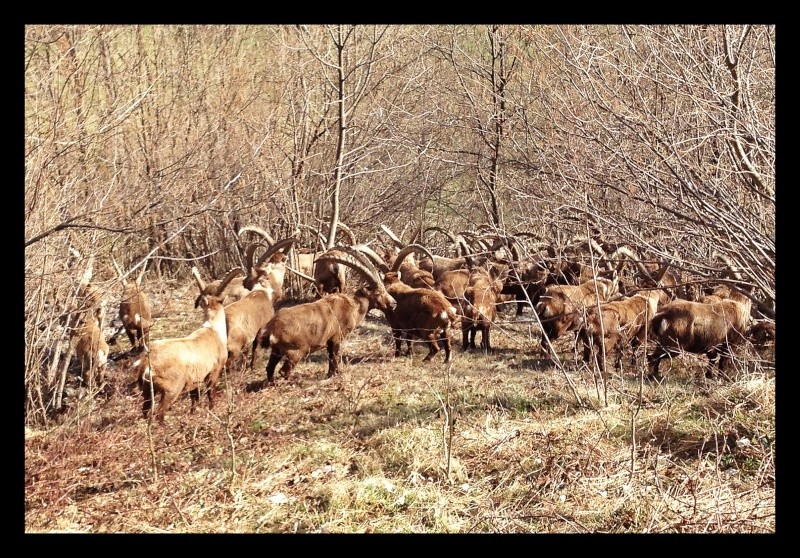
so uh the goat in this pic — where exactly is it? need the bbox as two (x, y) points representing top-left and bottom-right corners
(534, 276), (619, 358)
(351, 245), (457, 362)
(256, 248), (396, 386)
(578, 287), (671, 375)
(111, 256), (152, 353)
(435, 268), (471, 318)
(577, 258), (673, 374)
(134, 291), (228, 424)
(191, 242), (287, 377)
(747, 319), (775, 349)
(461, 260), (506, 352)
(646, 289), (752, 381)
(240, 238), (297, 302)
(74, 303), (109, 391)
(500, 256), (549, 316)
(646, 253), (753, 381)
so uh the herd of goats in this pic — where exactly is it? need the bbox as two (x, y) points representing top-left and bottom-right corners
(64, 223), (776, 424)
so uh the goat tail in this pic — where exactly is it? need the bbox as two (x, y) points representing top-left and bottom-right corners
(132, 352), (152, 386)
(651, 312), (669, 336)
(445, 306), (459, 327)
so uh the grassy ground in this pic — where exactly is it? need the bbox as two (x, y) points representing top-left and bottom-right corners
(24, 283), (775, 533)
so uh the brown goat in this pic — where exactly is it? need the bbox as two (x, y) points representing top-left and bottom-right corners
(257, 249), (397, 385)
(370, 249), (457, 361)
(74, 304), (109, 391)
(500, 256), (549, 316)
(435, 268), (471, 318)
(534, 276), (619, 358)
(647, 252), (755, 381)
(577, 257), (673, 373)
(349, 244), (456, 361)
(111, 257), (152, 353)
(646, 289), (752, 381)
(747, 319), (775, 349)
(384, 281), (458, 362)
(134, 293), (228, 424)
(461, 263), (506, 352)
(578, 288), (671, 375)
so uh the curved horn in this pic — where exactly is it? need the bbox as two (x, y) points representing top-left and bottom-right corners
(79, 256), (94, 290)
(254, 238), (297, 268)
(390, 244), (436, 273)
(380, 224), (405, 249)
(352, 244), (391, 274)
(332, 245), (384, 278)
(238, 225), (275, 246)
(336, 222), (358, 245)
(299, 224), (326, 251)
(191, 266), (207, 293)
(111, 255), (128, 287)
(459, 231), (490, 252)
(425, 226), (458, 246)
(609, 245), (638, 275)
(317, 247), (382, 288)
(587, 237), (607, 258)
(712, 250), (744, 281)
(215, 267), (246, 296)
(134, 259), (148, 286)
(244, 242), (266, 274)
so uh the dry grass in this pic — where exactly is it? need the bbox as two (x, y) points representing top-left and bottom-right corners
(24, 286), (775, 533)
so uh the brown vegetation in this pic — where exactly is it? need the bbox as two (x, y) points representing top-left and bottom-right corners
(24, 25), (774, 533)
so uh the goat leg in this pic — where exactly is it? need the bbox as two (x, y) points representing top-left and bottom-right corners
(482, 327), (491, 353)
(265, 352), (283, 384)
(423, 331), (439, 361)
(326, 340), (341, 377)
(189, 387), (200, 413)
(393, 329), (403, 357)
